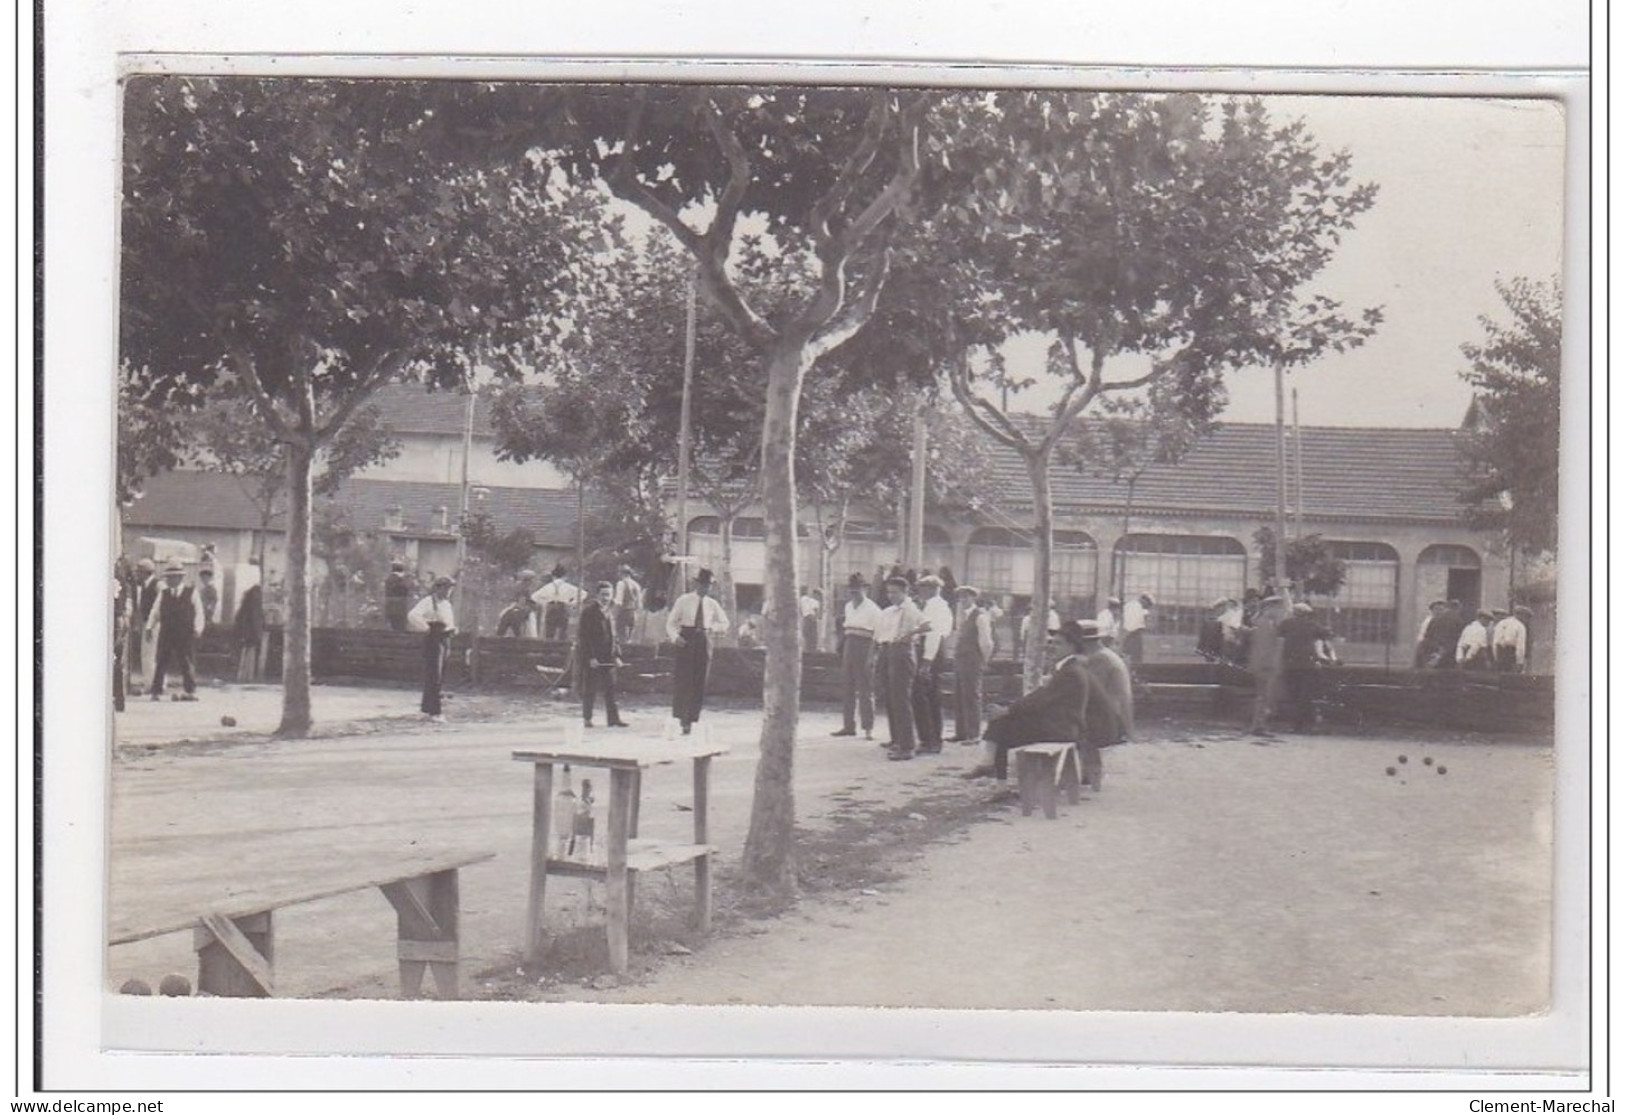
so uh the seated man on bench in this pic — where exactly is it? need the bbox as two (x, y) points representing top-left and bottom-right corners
(965, 619), (1131, 782)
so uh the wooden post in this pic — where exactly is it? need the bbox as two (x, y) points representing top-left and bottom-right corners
(525, 763), (555, 963)
(625, 767), (642, 922)
(195, 911), (274, 997)
(384, 868), (462, 1000)
(693, 754), (712, 935)
(606, 768), (634, 976)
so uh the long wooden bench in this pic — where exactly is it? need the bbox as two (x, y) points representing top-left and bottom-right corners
(108, 847), (495, 1000)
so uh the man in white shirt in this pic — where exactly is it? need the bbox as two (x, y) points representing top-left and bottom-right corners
(613, 565), (643, 644)
(408, 575), (457, 720)
(832, 573), (882, 740)
(1456, 609), (1493, 670)
(874, 574), (926, 760)
(1491, 607), (1528, 673)
(532, 564), (582, 641)
(799, 587), (823, 650)
(665, 568), (730, 735)
(146, 562), (207, 701)
(1121, 592), (1153, 670)
(1095, 596), (1122, 647)
(910, 575), (955, 753)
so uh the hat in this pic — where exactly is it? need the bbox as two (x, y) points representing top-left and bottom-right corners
(162, 561), (185, 576)
(1259, 593), (1284, 607)
(390, 560), (406, 572)
(433, 575), (455, 589)
(551, 563), (567, 579)
(846, 572), (868, 589)
(1476, 609), (1493, 620)
(517, 568), (536, 580)
(198, 566), (214, 576)
(916, 574), (942, 589)
(883, 574), (909, 589)
(695, 568), (715, 585)
(596, 581), (613, 592)
(956, 585), (980, 597)
(1514, 605), (1533, 617)
(1292, 602), (1313, 615)
(1140, 593), (1155, 605)
(1059, 619), (1104, 645)
(136, 558), (155, 574)
(1107, 596), (1122, 607)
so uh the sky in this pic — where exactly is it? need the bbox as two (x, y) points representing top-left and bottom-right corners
(999, 94), (1570, 429)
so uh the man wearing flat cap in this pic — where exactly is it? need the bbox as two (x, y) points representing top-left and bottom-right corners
(950, 585), (994, 744)
(832, 573), (882, 740)
(666, 568), (730, 735)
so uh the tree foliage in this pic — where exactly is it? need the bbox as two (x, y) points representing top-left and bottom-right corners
(1252, 527), (1346, 597)
(1456, 276), (1562, 555)
(119, 75), (609, 734)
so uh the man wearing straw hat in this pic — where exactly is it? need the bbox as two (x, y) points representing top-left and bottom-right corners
(408, 575), (457, 721)
(146, 561), (205, 701)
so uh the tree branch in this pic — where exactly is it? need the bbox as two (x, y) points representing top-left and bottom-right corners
(806, 248), (893, 362)
(227, 345), (291, 441)
(314, 349), (404, 442)
(948, 350), (1031, 450)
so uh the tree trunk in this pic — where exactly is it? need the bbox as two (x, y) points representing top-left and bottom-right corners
(740, 343), (807, 901)
(277, 437), (316, 737)
(1023, 449), (1055, 692)
(719, 513), (739, 647)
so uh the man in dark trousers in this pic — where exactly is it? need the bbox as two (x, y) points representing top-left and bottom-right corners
(146, 562), (205, 701)
(577, 581), (629, 728)
(383, 560), (414, 632)
(234, 577), (266, 682)
(665, 567), (729, 735)
(831, 573), (881, 740)
(910, 574), (954, 754)
(407, 575), (456, 720)
(950, 584), (994, 744)
(1277, 602), (1335, 732)
(874, 574), (925, 761)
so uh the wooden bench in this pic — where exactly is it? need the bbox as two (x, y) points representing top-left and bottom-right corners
(1010, 743), (1084, 819)
(108, 847), (495, 999)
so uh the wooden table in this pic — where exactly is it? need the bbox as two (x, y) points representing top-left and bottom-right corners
(512, 738), (728, 975)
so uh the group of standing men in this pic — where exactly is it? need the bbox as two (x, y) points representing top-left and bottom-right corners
(832, 572), (1007, 763)
(114, 555), (267, 709)
(1414, 599), (1532, 673)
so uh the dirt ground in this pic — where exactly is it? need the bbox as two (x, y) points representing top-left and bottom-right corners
(106, 679), (1553, 1017)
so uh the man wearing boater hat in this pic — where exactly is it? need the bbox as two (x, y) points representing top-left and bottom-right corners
(666, 568), (730, 735)
(832, 572), (882, 740)
(146, 561), (205, 701)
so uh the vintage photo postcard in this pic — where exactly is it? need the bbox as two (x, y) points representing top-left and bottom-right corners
(36, 0), (1594, 1095)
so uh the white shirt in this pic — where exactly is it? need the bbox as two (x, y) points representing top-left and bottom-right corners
(800, 594), (821, 619)
(407, 594), (456, 633)
(842, 596), (883, 636)
(1095, 608), (1120, 640)
(666, 592), (729, 639)
(1123, 599), (1149, 634)
(874, 598), (924, 645)
(1491, 616), (1527, 664)
(532, 579), (582, 608)
(1020, 608), (1061, 644)
(614, 576), (642, 610)
(917, 594), (954, 660)
(1217, 603), (1244, 632)
(1456, 620), (1489, 662)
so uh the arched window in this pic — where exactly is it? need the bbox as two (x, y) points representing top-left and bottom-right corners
(1112, 533), (1247, 635)
(687, 516), (721, 537)
(962, 526), (1097, 612)
(1324, 540), (1400, 644)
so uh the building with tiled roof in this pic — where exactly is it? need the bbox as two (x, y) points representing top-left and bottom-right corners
(677, 419), (1507, 667)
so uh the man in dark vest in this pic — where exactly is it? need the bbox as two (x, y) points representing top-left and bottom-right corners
(665, 567), (729, 735)
(146, 562), (204, 700)
(383, 560), (414, 632)
(950, 585), (994, 744)
(577, 581), (629, 728)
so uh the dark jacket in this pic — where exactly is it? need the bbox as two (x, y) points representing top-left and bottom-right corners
(984, 656), (1101, 749)
(234, 584), (265, 644)
(577, 598), (618, 667)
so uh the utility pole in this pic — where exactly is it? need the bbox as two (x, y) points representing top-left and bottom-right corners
(676, 262), (698, 576)
(1292, 386), (1304, 539)
(455, 382), (476, 622)
(1273, 359), (1288, 594)
(908, 399), (927, 569)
